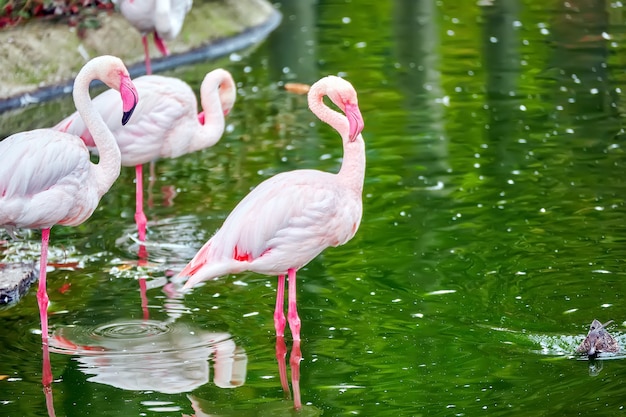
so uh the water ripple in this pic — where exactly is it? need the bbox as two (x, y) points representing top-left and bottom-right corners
(49, 320), (247, 393)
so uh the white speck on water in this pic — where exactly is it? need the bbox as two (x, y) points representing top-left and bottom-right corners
(426, 289), (457, 296)
(601, 303), (612, 308)
(243, 311), (259, 317)
(342, 16), (351, 24)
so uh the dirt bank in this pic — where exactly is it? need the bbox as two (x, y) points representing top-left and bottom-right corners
(0, 0), (280, 105)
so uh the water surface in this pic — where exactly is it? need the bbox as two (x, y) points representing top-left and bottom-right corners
(2, 0), (626, 415)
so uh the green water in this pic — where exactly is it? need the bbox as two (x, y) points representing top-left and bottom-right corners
(2, 0), (626, 415)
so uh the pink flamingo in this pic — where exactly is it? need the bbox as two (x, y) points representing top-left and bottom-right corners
(55, 70), (236, 246)
(174, 75), (365, 346)
(115, 0), (193, 75)
(0, 55), (139, 349)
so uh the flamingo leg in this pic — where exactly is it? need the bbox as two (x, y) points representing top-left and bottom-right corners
(290, 339), (303, 409)
(139, 277), (149, 320)
(153, 31), (170, 57)
(141, 34), (152, 75)
(147, 160), (157, 209)
(287, 268), (301, 341)
(275, 336), (291, 398)
(42, 343), (56, 416)
(274, 274), (286, 337)
(135, 164), (147, 241)
(37, 228), (50, 343)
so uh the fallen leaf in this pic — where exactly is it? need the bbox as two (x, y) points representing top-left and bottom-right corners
(284, 82), (310, 95)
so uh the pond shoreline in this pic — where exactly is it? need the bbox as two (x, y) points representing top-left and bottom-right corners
(0, 0), (281, 113)
(0, 1), (282, 303)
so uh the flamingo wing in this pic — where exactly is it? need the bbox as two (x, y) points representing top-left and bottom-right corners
(55, 76), (197, 166)
(0, 130), (89, 198)
(0, 130), (98, 229)
(185, 169), (363, 279)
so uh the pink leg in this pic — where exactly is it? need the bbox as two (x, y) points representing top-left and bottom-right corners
(275, 336), (291, 398)
(142, 35), (152, 75)
(274, 274), (286, 337)
(147, 161), (156, 209)
(135, 163), (149, 246)
(42, 343), (56, 416)
(153, 31), (170, 56)
(287, 268), (301, 341)
(290, 340), (302, 409)
(139, 277), (149, 320)
(135, 165), (148, 259)
(37, 228), (50, 343)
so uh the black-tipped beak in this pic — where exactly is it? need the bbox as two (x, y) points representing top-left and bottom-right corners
(120, 77), (139, 125)
(122, 107), (135, 125)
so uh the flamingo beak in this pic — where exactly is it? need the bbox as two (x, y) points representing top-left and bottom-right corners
(345, 102), (364, 141)
(120, 75), (139, 125)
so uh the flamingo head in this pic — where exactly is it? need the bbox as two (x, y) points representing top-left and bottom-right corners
(217, 70), (237, 116)
(199, 69), (237, 121)
(320, 76), (364, 142)
(96, 56), (139, 125)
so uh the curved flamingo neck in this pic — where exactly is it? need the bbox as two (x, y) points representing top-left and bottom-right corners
(72, 59), (122, 197)
(308, 80), (365, 190)
(189, 73), (229, 152)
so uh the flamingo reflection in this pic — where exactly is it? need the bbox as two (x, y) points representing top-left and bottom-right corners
(48, 320), (247, 393)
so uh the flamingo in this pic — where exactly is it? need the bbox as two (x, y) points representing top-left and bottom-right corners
(115, 0), (193, 75)
(55, 69), (237, 246)
(0, 55), (139, 347)
(173, 75), (365, 346)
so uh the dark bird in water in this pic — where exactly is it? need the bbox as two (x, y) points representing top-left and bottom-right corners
(576, 319), (620, 358)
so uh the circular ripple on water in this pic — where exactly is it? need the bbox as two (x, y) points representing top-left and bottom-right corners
(92, 320), (171, 340)
(49, 319), (232, 357)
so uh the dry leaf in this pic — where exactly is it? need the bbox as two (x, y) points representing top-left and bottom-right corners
(284, 83), (310, 95)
